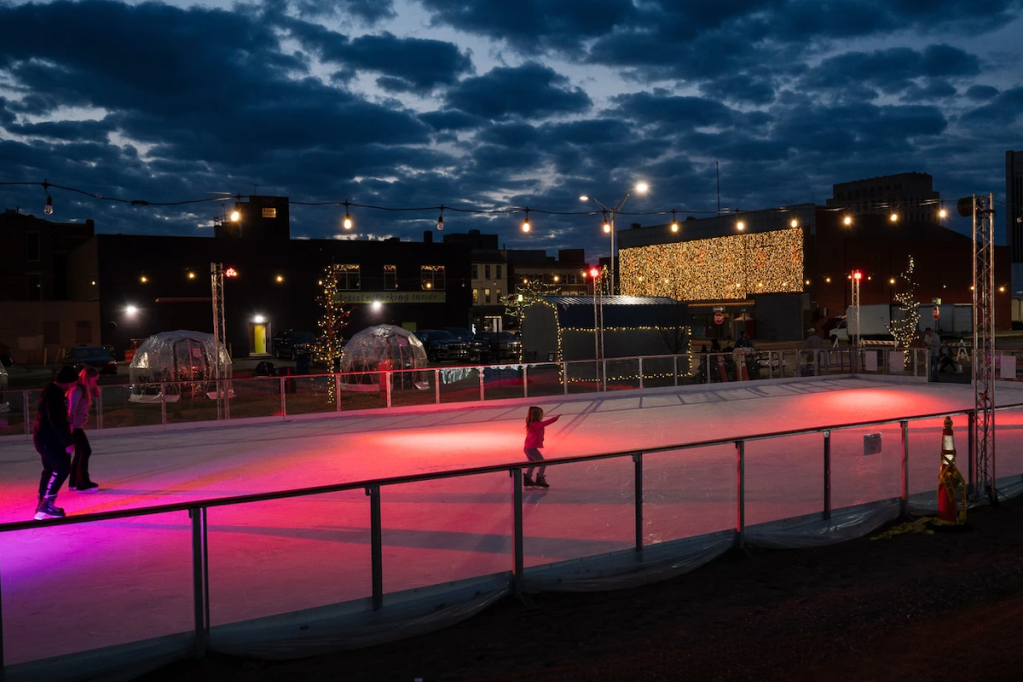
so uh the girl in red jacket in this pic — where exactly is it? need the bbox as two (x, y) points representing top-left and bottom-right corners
(524, 406), (560, 488)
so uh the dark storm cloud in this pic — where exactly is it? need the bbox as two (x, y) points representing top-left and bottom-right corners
(419, 110), (484, 132)
(700, 74), (777, 106)
(6, 118), (117, 143)
(285, 23), (474, 93)
(965, 84), (999, 101)
(610, 92), (740, 130)
(445, 63), (591, 120)
(799, 45), (980, 98)
(960, 87), (1023, 127)
(289, 0), (396, 23)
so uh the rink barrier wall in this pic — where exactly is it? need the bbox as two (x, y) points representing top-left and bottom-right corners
(0, 347), (937, 443)
(1, 397), (1019, 681)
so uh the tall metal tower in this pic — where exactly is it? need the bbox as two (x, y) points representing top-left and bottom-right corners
(211, 262), (229, 420)
(968, 194), (996, 502)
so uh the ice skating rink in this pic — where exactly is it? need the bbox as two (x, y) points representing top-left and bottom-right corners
(3, 376), (1023, 665)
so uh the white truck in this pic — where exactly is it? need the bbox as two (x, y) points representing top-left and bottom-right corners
(829, 305), (892, 344)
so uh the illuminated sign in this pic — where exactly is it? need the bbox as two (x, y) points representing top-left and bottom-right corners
(336, 291), (446, 304)
(261, 208), (277, 218)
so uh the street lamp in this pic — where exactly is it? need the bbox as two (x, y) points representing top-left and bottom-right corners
(580, 182), (649, 293)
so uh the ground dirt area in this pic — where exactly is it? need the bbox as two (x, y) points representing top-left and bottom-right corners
(141, 496), (1023, 682)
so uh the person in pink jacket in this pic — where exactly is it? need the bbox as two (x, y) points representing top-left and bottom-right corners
(523, 406), (560, 489)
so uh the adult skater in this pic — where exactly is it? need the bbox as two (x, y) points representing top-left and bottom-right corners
(33, 366), (79, 519)
(523, 406), (560, 489)
(68, 366), (101, 492)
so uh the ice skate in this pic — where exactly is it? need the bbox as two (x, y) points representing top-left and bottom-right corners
(34, 496), (66, 520)
(75, 481), (99, 493)
(534, 476), (549, 489)
(523, 474), (536, 488)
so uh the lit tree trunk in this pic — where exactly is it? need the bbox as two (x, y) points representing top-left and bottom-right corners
(886, 256), (920, 366)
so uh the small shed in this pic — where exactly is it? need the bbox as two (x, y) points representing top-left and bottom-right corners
(521, 296), (690, 363)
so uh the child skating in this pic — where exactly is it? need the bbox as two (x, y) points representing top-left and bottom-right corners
(523, 406), (560, 489)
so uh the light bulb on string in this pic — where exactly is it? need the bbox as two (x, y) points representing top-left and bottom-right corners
(737, 220), (745, 231)
(790, 218), (798, 228)
(670, 209), (679, 233)
(343, 201), (353, 230)
(843, 215), (852, 226)
(939, 207), (947, 219)
(602, 210), (611, 234)
(44, 195), (54, 216)
(521, 208), (531, 233)
(437, 206), (444, 231)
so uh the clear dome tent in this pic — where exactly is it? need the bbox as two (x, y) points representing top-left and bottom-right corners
(339, 325), (430, 391)
(129, 330), (232, 402)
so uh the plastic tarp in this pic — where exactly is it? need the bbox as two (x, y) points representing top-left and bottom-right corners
(744, 499), (901, 549)
(128, 331), (231, 402)
(339, 325), (429, 391)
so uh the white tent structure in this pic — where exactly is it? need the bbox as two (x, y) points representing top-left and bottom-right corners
(129, 330), (232, 402)
(339, 325), (430, 391)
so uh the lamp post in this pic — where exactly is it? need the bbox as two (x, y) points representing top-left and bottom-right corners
(580, 182), (648, 294)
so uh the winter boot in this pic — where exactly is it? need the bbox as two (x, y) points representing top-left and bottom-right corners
(34, 496), (66, 520)
(75, 481), (99, 493)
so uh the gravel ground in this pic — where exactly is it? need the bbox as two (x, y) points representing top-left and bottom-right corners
(140, 495), (1023, 682)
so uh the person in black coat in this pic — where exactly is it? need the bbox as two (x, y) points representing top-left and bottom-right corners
(33, 366), (79, 520)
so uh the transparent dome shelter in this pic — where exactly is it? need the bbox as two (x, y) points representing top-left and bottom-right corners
(339, 325), (429, 391)
(129, 330), (232, 402)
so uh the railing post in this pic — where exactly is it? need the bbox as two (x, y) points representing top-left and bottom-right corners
(434, 369), (441, 404)
(367, 486), (383, 609)
(386, 371), (393, 408)
(511, 469), (524, 596)
(602, 359), (607, 392)
(523, 364), (529, 399)
(335, 373), (342, 412)
(900, 420), (910, 517)
(278, 376), (286, 417)
(735, 440), (745, 549)
(478, 368), (484, 402)
(633, 452), (643, 552)
(563, 362), (568, 395)
(823, 430), (831, 520)
(23, 390), (30, 436)
(161, 383), (168, 426)
(706, 355), (711, 384)
(673, 355), (679, 386)
(638, 357), (644, 389)
(189, 506), (208, 659)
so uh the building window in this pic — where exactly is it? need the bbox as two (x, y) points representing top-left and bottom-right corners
(75, 320), (92, 344)
(27, 232), (40, 262)
(473, 288), (479, 304)
(43, 320), (60, 345)
(484, 288), (491, 303)
(421, 265), (445, 290)
(384, 265), (397, 290)
(338, 264), (360, 290)
(567, 273), (577, 285)
(472, 264), (478, 279)
(496, 288), (502, 301)
(28, 273), (41, 301)
(496, 265), (502, 279)
(485, 264), (491, 279)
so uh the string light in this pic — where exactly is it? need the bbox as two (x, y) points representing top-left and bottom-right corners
(343, 201), (353, 230)
(317, 263), (352, 403)
(619, 226), (803, 301)
(437, 206), (444, 231)
(230, 201), (241, 222)
(44, 194), (54, 216)
(737, 220), (745, 231)
(188, 271), (196, 279)
(140, 275), (148, 283)
(602, 210), (611, 234)
(790, 218), (798, 228)
(276, 275), (284, 283)
(670, 209), (679, 233)
(939, 208), (948, 219)
(843, 215), (852, 226)
(522, 208), (531, 233)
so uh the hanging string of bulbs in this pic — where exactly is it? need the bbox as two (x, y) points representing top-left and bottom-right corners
(0, 178), (990, 236)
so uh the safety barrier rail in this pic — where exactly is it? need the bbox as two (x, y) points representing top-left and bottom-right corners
(0, 348), (934, 439)
(2, 397), (1018, 674)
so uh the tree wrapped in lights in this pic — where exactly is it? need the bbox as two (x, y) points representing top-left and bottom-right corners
(886, 256), (920, 365)
(501, 278), (561, 331)
(317, 263), (353, 403)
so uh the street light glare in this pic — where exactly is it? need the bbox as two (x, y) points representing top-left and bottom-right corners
(737, 221), (745, 231)
(843, 215), (852, 226)
(125, 305), (138, 316)
(635, 182), (649, 194)
(230, 210), (240, 222)
(579, 195), (589, 202)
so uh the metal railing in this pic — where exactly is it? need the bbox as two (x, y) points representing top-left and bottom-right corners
(0, 348), (938, 440)
(2, 399), (1018, 673)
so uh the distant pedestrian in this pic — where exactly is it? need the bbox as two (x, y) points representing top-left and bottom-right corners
(33, 366), (79, 519)
(710, 339), (721, 353)
(68, 366), (101, 493)
(803, 328), (823, 376)
(924, 328), (941, 382)
(735, 332), (753, 349)
(523, 406), (560, 489)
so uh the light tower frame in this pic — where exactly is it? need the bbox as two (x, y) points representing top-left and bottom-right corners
(211, 262), (229, 420)
(970, 194), (996, 502)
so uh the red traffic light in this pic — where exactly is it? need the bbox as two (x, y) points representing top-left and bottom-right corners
(852, 271), (862, 281)
(589, 267), (600, 278)
(225, 267), (239, 278)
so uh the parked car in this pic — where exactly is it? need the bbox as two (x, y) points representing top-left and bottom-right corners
(254, 361), (278, 377)
(444, 327), (475, 344)
(471, 331), (522, 362)
(414, 329), (470, 362)
(62, 346), (118, 375)
(273, 329), (317, 359)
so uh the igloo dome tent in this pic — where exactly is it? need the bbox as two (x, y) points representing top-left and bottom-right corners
(339, 325), (429, 391)
(129, 330), (232, 402)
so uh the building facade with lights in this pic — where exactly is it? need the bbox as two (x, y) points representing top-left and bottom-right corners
(66, 232), (473, 358)
(1007, 150), (1023, 327)
(618, 201), (1011, 342)
(825, 172), (941, 224)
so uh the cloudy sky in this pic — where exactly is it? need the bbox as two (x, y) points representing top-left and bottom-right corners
(1, 0), (1021, 257)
